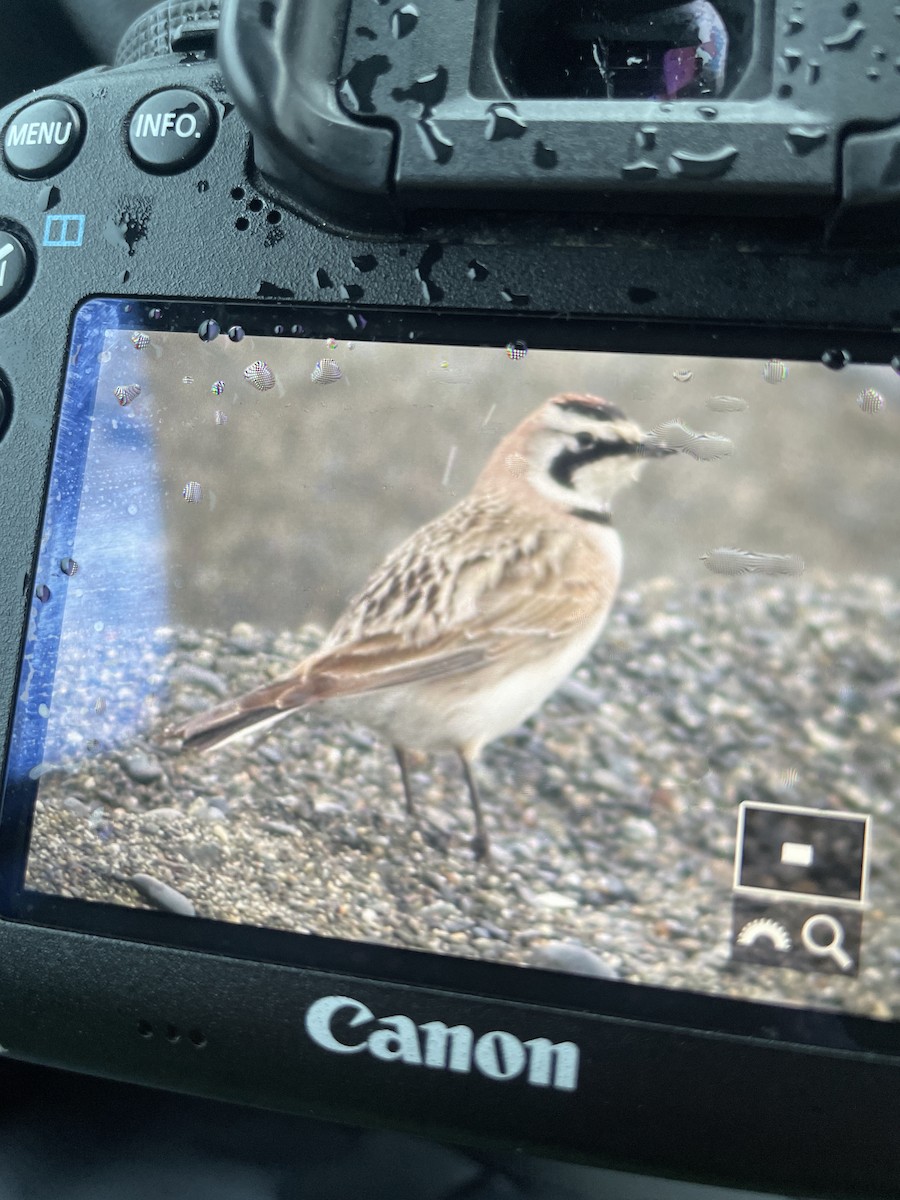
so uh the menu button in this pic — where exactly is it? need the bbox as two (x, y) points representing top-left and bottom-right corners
(3, 99), (84, 179)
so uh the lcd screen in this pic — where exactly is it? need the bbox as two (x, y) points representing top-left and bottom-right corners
(3, 299), (898, 1037)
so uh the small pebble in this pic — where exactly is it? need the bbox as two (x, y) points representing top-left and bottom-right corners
(122, 754), (164, 785)
(130, 874), (196, 917)
(530, 942), (620, 980)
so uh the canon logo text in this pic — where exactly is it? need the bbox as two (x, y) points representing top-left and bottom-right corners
(304, 994), (580, 1092)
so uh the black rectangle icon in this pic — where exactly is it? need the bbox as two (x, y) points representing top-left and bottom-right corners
(734, 802), (870, 905)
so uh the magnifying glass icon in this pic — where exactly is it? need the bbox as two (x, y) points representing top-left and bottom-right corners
(801, 914), (853, 971)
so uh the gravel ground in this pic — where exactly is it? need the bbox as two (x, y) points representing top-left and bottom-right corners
(25, 573), (900, 1021)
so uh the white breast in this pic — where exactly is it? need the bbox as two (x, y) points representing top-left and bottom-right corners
(336, 523), (622, 757)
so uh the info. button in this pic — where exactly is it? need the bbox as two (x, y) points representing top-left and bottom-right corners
(3, 98), (84, 179)
(128, 89), (216, 174)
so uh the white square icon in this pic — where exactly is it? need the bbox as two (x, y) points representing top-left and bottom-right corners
(780, 841), (814, 867)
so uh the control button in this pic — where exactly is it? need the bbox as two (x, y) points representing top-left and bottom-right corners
(0, 231), (30, 311)
(731, 897), (862, 977)
(734, 801), (869, 904)
(3, 99), (84, 179)
(127, 89), (216, 174)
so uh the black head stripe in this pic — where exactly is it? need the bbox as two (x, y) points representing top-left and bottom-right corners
(555, 398), (625, 422)
(549, 440), (637, 489)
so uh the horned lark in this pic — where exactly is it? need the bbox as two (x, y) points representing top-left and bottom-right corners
(169, 393), (674, 861)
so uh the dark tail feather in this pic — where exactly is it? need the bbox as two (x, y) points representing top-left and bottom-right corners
(166, 674), (316, 754)
(172, 706), (285, 753)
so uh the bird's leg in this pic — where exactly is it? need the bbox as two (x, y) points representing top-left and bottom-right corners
(458, 752), (491, 864)
(394, 745), (417, 818)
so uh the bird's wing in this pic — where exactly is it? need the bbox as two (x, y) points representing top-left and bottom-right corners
(170, 498), (616, 746)
(303, 496), (617, 699)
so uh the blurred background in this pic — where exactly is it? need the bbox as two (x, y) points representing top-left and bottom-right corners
(93, 330), (900, 633)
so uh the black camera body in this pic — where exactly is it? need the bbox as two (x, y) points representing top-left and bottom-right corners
(1, 2), (900, 1195)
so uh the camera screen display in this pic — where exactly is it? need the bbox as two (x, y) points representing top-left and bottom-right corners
(3, 298), (898, 1033)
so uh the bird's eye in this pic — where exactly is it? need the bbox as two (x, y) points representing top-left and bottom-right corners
(575, 432), (594, 447)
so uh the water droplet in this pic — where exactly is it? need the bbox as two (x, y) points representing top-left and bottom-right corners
(785, 126), (828, 155)
(315, 267), (334, 289)
(356, 25), (377, 40)
(215, 410), (228, 425)
(466, 259), (488, 282)
(127, 504), (137, 514)
(822, 20), (866, 50)
(352, 253), (378, 272)
(701, 547), (804, 576)
(273, 323), (285, 335)
(243, 360), (276, 390)
(763, 359), (788, 384)
(198, 319), (220, 342)
(311, 358), (343, 384)
(210, 380), (226, 395)
(806, 61), (821, 84)
(534, 141), (558, 169)
(485, 102), (527, 141)
(347, 313), (367, 331)
(93, 697), (107, 714)
(291, 323), (304, 335)
(698, 105), (718, 118)
(785, 15), (804, 34)
(113, 383), (141, 406)
(415, 242), (444, 303)
(668, 146), (739, 179)
(182, 481), (203, 503)
(38, 703), (50, 719)
(821, 348), (850, 369)
(439, 359), (450, 369)
(707, 394), (748, 412)
(416, 117), (454, 164)
(673, 368), (693, 382)
(621, 160), (659, 181)
(340, 283), (364, 302)
(505, 340), (527, 360)
(782, 49), (802, 72)
(891, 354), (900, 374)
(130, 331), (149, 350)
(647, 420), (732, 461)
(500, 287), (530, 305)
(628, 287), (657, 304)
(35, 584), (51, 603)
(391, 66), (448, 112)
(98, 350), (112, 364)
(636, 126), (657, 150)
(339, 55), (391, 114)
(60, 558), (78, 577)
(857, 387), (884, 414)
(391, 4), (419, 38)
(148, 307), (163, 320)
(228, 325), (245, 342)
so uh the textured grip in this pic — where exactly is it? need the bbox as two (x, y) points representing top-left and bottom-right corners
(115, 0), (221, 66)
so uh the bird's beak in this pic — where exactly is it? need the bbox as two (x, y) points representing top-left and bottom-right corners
(638, 438), (678, 458)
